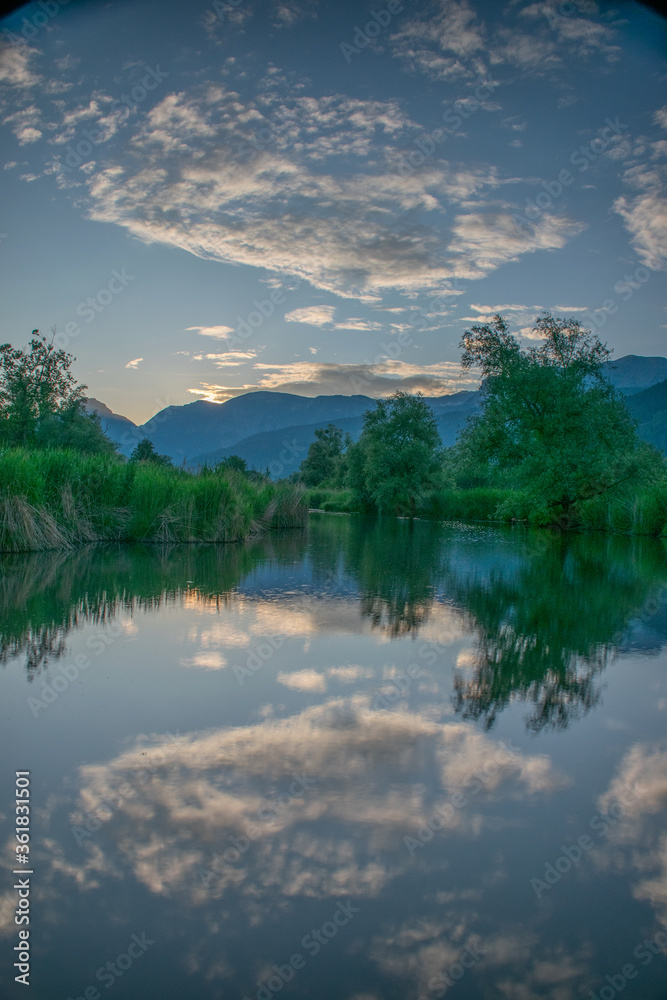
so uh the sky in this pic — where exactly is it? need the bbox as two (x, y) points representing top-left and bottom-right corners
(0, 0), (665, 423)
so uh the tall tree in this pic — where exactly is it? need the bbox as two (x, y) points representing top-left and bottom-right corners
(349, 391), (443, 515)
(299, 424), (350, 487)
(454, 313), (662, 518)
(0, 331), (116, 454)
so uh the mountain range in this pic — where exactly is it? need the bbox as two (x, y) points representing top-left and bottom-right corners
(85, 354), (667, 473)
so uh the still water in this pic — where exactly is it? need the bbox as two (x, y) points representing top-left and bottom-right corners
(1, 514), (666, 1000)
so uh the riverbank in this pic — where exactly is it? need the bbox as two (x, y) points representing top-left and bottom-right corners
(304, 485), (667, 535)
(0, 449), (307, 552)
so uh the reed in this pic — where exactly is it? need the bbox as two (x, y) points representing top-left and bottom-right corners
(0, 449), (307, 552)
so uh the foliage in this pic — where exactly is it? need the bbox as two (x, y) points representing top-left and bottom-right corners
(304, 487), (355, 512)
(0, 448), (307, 551)
(213, 454), (248, 474)
(129, 437), (173, 466)
(347, 391), (444, 515)
(298, 424), (351, 487)
(0, 331), (116, 454)
(449, 313), (664, 520)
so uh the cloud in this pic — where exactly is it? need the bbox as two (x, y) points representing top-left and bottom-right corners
(448, 211), (585, 279)
(188, 359), (478, 402)
(59, 83), (582, 305)
(613, 139), (667, 270)
(390, 0), (486, 81)
(0, 42), (41, 89)
(3, 104), (42, 144)
(199, 351), (258, 368)
(277, 669), (327, 692)
(125, 357), (143, 369)
(186, 324), (236, 339)
(333, 318), (383, 332)
(284, 305), (335, 326)
(655, 105), (667, 130)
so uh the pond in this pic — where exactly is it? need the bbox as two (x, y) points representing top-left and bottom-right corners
(1, 513), (667, 999)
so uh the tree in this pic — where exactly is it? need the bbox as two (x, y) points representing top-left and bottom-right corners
(214, 455), (248, 474)
(348, 391), (443, 515)
(453, 313), (662, 519)
(0, 330), (116, 454)
(129, 438), (173, 466)
(299, 424), (350, 487)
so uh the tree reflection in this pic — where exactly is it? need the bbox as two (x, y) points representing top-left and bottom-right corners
(0, 535), (301, 677)
(449, 530), (667, 732)
(343, 516), (445, 637)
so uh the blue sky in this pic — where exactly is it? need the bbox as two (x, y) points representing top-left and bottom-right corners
(0, 0), (665, 422)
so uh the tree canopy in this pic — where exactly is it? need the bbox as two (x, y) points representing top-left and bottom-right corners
(0, 332), (116, 454)
(450, 313), (662, 518)
(129, 438), (173, 466)
(299, 424), (350, 487)
(348, 391), (443, 515)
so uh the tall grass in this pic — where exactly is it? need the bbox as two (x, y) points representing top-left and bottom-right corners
(0, 449), (307, 552)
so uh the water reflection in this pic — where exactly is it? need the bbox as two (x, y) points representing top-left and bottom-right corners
(447, 531), (667, 732)
(3, 519), (667, 734)
(2, 517), (667, 997)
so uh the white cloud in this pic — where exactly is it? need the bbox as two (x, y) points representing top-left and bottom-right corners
(63, 83), (580, 305)
(277, 669), (327, 692)
(125, 357), (143, 369)
(284, 305), (335, 326)
(200, 351), (257, 368)
(0, 43), (40, 89)
(186, 324), (235, 339)
(333, 317), (383, 332)
(187, 359), (477, 402)
(3, 104), (42, 144)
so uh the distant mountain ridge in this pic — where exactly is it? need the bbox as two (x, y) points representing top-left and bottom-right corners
(85, 354), (667, 472)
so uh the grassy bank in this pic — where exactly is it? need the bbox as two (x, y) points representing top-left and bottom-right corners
(0, 449), (307, 552)
(303, 484), (667, 535)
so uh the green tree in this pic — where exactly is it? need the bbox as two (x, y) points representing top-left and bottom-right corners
(0, 331), (116, 454)
(214, 455), (248, 474)
(299, 424), (350, 487)
(129, 438), (173, 466)
(453, 313), (662, 520)
(348, 391), (443, 515)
